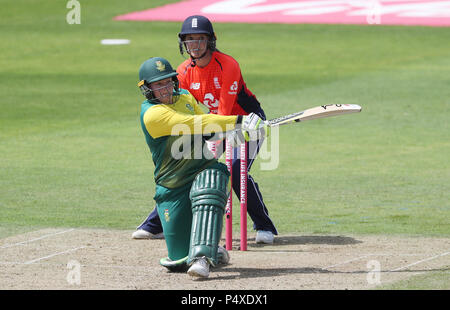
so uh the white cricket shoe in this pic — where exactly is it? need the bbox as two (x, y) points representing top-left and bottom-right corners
(187, 257), (210, 278)
(255, 230), (274, 244)
(131, 229), (164, 240)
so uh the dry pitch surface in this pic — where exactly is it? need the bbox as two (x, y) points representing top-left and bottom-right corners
(1, 228), (449, 290)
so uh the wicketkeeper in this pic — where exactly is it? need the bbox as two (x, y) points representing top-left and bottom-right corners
(136, 57), (267, 278)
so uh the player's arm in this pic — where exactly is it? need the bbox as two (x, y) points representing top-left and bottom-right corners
(218, 59), (242, 116)
(143, 104), (238, 139)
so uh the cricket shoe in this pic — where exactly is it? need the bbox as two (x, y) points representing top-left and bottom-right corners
(187, 257), (210, 278)
(131, 229), (164, 240)
(217, 246), (230, 265)
(255, 230), (274, 244)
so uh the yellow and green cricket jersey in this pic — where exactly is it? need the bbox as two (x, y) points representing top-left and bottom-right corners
(140, 89), (238, 189)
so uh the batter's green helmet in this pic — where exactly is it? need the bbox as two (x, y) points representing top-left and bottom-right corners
(137, 57), (180, 102)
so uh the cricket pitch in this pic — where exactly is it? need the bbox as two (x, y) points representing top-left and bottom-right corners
(1, 229), (449, 290)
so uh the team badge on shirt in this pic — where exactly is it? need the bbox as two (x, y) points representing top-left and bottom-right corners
(185, 103), (194, 112)
(214, 77), (221, 89)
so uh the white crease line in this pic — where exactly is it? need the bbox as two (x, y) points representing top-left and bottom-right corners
(0, 228), (76, 249)
(0, 260), (158, 271)
(322, 252), (449, 270)
(322, 254), (373, 269)
(390, 251), (450, 272)
(262, 252), (430, 256)
(24, 246), (87, 265)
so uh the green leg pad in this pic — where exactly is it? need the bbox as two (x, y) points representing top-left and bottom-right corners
(188, 167), (229, 266)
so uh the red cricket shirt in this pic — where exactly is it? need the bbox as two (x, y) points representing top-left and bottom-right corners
(177, 51), (264, 118)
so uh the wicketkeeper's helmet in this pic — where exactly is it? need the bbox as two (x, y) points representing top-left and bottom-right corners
(178, 15), (217, 57)
(137, 57), (180, 103)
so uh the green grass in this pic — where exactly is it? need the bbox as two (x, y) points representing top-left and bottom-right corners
(377, 268), (450, 289)
(1, 0), (449, 242)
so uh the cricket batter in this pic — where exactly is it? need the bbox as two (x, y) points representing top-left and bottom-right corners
(136, 57), (266, 277)
(133, 15), (278, 244)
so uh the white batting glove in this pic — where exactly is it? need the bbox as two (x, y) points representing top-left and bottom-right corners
(242, 113), (264, 131)
(240, 113), (269, 141)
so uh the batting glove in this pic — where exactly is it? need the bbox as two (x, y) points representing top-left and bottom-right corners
(238, 113), (269, 141)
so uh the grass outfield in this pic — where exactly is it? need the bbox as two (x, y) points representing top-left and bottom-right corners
(377, 270), (450, 290)
(1, 0), (449, 245)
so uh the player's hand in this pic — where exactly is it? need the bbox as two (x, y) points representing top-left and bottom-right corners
(242, 113), (264, 131)
(241, 113), (269, 141)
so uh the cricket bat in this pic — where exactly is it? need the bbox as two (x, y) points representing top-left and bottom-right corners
(267, 104), (362, 127)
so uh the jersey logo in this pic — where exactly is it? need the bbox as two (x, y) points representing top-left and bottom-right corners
(203, 93), (219, 113)
(190, 82), (200, 90)
(228, 81), (238, 95)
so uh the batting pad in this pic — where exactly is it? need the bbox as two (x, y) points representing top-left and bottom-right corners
(188, 167), (229, 266)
